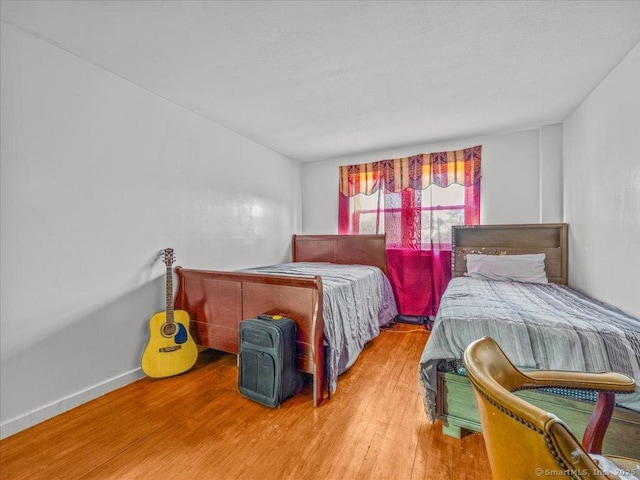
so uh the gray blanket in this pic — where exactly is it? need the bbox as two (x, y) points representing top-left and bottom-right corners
(245, 262), (398, 393)
(419, 277), (640, 420)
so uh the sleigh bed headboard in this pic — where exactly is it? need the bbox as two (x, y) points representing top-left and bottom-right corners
(451, 223), (568, 285)
(292, 234), (387, 275)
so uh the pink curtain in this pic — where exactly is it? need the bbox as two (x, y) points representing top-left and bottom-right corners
(384, 249), (453, 316)
(338, 146), (481, 316)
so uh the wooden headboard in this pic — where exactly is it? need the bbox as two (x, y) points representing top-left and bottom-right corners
(451, 223), (568, 284)
(292, 234), (387, 275)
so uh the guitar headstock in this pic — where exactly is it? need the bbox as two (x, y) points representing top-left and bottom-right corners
(163, 248), (175, 267)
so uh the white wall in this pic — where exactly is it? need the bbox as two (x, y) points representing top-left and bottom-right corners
(0, 24), (301, 438)
(301, 127), (563, 233)
(564, 42), (640, 318)
(540, 124), (564, 223)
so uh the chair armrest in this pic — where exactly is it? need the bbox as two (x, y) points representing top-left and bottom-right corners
(520, 370), (635, 455)
(522, 370), (636, 394)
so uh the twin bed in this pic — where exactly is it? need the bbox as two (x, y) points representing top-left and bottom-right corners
(174, 234), (396, 407)
(419, 223), (640, 458)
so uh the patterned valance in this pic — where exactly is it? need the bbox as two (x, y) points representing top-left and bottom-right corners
(339, 145), (481, 197)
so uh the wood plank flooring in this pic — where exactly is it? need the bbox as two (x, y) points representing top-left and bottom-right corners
(0, 323), (491, 480)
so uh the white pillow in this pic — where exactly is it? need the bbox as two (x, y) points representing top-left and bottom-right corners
(465, 254), (548, 284)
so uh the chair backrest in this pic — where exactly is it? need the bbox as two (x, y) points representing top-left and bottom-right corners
(463, 336), (606, 480)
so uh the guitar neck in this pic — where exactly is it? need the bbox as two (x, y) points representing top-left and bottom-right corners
(165, 265), (174, 324)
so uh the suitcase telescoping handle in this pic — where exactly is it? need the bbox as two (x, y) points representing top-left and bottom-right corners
(258, 314), (288, 321)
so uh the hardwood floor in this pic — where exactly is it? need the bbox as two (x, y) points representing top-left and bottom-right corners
(0, 323), (491, 480)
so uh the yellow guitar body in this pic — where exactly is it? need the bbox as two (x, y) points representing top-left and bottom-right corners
(141, 310), (198, 378)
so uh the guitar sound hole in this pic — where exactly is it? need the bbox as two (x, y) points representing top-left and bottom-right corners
(162, 323), (177, 337)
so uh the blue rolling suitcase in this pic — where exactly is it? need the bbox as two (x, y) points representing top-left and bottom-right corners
(238, 314), (299, 407)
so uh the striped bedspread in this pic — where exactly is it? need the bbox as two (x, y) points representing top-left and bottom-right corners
(419, 277), (640, 420)
(245, 262), (398, 393)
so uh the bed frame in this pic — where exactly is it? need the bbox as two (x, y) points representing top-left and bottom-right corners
(435, 223), (640, 458)
(173, 234), (387, 407)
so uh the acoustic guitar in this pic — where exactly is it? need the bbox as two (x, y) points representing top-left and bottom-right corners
(141, 248), (198, 378)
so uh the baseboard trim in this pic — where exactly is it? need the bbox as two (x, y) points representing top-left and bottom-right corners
(0, 367), (145, 440)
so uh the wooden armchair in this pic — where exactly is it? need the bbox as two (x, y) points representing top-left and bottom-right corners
(463, 336), (639, 479)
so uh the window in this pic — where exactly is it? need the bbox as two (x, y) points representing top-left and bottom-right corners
(348, 184), (466, 248)
(338, 146), (481, 317)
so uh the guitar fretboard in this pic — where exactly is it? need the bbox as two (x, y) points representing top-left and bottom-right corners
(165, 264), (174, 324)
(162, 248), (176, 325)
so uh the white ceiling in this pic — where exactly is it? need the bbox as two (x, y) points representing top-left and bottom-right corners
(2, 1), (640, 162)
